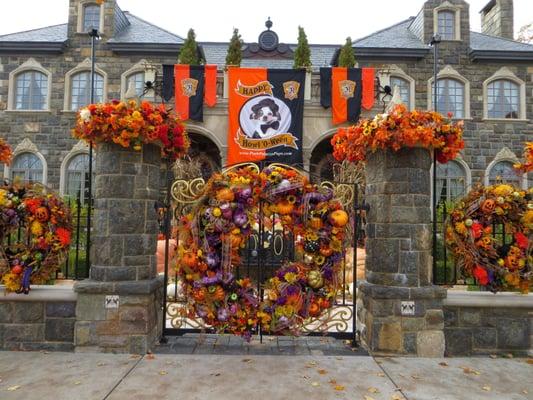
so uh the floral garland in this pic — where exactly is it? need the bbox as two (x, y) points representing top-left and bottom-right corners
(0, 137), (12, 165)
(72, 100), (189, 160)
(0, 181), (72, 293)
(514, 142), (533, 173)
(331, 104), (465, 164)
(445, 184), (532, 292)
(177, 165), (348, 339)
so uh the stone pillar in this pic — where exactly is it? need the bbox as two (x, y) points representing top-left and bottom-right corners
(359, 147), (447, 357)
(74, 143), (163, 353)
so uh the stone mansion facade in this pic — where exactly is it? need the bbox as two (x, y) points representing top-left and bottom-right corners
(0, 0), (531, 202)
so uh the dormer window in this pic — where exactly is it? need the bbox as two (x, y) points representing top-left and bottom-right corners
(433, 2), (461, 41)
(83, 4), (101, 31)
(437, 11), (455, 40)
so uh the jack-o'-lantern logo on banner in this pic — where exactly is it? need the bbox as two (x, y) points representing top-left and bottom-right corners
(339, 80), (356, 99)
(181, 78), (199, 98)
(227, 67), (305, 166)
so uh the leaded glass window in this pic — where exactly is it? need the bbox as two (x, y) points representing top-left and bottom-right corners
(390, 76), (411, 109)
(15, 71), (48, 110)
(438, 10), (455, 40)
(487, 79), (520, 119)
(436, 78), (464, 118)
(11, 153), (43, 183)
(70, 71), (104, 111)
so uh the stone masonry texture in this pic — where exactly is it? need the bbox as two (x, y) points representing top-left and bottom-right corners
(74, 143), (163, 353)
(359, 148), (447, 356)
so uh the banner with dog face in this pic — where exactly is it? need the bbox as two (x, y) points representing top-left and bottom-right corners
(227, 67), (305, 166)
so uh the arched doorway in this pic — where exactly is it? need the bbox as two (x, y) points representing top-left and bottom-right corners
(175, 132), (222, 180)
(310, 136), (336, 181)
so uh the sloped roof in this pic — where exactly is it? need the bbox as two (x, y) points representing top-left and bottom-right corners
(0, 23), (67, 42)
(470, 31), (533, 52)
(202, 43), (337, 70)
(353, 18), (429, 49)
(108, 12), (184, 44)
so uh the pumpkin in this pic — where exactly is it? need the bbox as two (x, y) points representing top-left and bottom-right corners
(229, 233), (242, 248)
(481, 199), (496, 214)
(308, 270), (324, 289)
(35, 206), (50, 222)
(329, 210), (349, 227)
(216, 187), (234, 202)
(193, 287), (206, 302)
(276, 200), (294, 215)
(181, 252), (198, 268)
(505, 254), (521, 271)
(320, 246), (333, 257)
(309, 217), (323, 230)
(308, 302), (320, 317)
(213, 286), (225, 301)
(11, 265), (23, 275)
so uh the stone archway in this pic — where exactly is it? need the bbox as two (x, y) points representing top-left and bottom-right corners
(181, 132), (222, 180)
(309, 136), (336, 181)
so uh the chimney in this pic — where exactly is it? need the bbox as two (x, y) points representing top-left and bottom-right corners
(480, 0), (514, 39)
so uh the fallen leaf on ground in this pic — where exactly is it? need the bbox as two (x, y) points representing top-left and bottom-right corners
(301, 375), (310, 380)
(334, 385), (345, 391)
(311, 381), (320, 387)
(159, 370), (168, 375)
(363, 396), (375, 400)
(241, 358), (252, 363)
(7, 386), (21, 391)
(335, 357), (343, 360)
(411, 375), (421, 380)
(96, 362), (106, 367)
(317, 369), (328, 375)
(146, 354), (155, 360)
(462, 367), (480, 375)
(482, 386), (491, 391)
(376, 372), (386, 377)
(523, 390), (528, 394)
(391, 394), (404, 400)
(438, 362), (448, 367)
(74, 381), (81, 385)
(328, 379), (337, 384)
(368, 387), (380, 394)
(305, 361), (318, 368)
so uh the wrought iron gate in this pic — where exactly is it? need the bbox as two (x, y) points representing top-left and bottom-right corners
(161, 163), (365, 345)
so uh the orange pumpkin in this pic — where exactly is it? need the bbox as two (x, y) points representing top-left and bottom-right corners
(35, 206), (50, 222)
(309, 302), (320, 317)
(181, 252), (198, 268)
(320, 246), (333, 256)
(309, 217), (323, 229)
(193, 287), (206, 302)
(329, 210), (349, 227)
(213, 286), (225, 301)
(481, 199), (496, 214)
(276, 200), (294, 215)
(216, 188), (234, 202)
(230, 234), (242, 248)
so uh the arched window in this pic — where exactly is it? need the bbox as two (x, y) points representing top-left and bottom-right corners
(15, 70), (48, 110)
(488, 161), (521, 186)
(70, 71), (104, 111)
(390, 76), (411, 110)
(436, 78), (464, 118)
(437, 10), (455, 40)
(126, 72), (154, 101)
(65, 153), (95, 203)
(83, 3), (101, 32)
(11, 152), (43, 183)
(436, 160), (466, 203)
(487, 79), (520, 119)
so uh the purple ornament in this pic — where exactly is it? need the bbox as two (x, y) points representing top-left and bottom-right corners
(233, 210), (248, 227)
(217, 308), (229, 322)
(206, 253), (220, 268)
(237, 187), (252, 201)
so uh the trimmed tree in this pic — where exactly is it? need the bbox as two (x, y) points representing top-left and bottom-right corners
(338, 37), (356, 68)
(293, 26), (312, 70)
(225, 28), (243, 67)
(179, 28), (201, 65)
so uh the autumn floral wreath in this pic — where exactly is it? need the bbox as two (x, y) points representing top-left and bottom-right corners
(177, 165), (349, 339)
(72, 100), (189, 160)
(445, 184), (532, 292)
(331, 104), (465, 164)
(0, 181), (72, 293)
(0, 137), (12, 165)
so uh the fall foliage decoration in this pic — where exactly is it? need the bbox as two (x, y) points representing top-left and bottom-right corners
(72, 100), (189, 160)
(331, 104), (465, 164)
(0, 137), (12, 165)
(176, 165), (347, 339)
(445, 184), (532, 292)
(0, 182), (72, 293)
(514, 142), (533, 173)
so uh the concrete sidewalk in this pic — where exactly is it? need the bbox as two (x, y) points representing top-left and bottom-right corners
(0, 351), (531, 400)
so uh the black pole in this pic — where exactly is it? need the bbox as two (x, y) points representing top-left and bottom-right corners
(431, 34), (441, 284)
(85, 29), (98, 274)
(161, 160), (172, 344)
(352, 184), (359, 347)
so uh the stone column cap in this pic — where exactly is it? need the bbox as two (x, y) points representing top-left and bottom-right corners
(74, 276), (164, 295)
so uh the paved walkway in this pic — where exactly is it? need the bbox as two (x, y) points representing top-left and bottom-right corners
(0, 345), (531, 400)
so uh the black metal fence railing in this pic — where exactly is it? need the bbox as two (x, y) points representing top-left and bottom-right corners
(1, 195), (91, 282)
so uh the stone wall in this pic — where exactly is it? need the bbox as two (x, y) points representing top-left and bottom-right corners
(0, 286), (76, 351)
(443, 291), (532, 356)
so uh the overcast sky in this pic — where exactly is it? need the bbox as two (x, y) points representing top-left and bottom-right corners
(0, 0), (531, 44)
